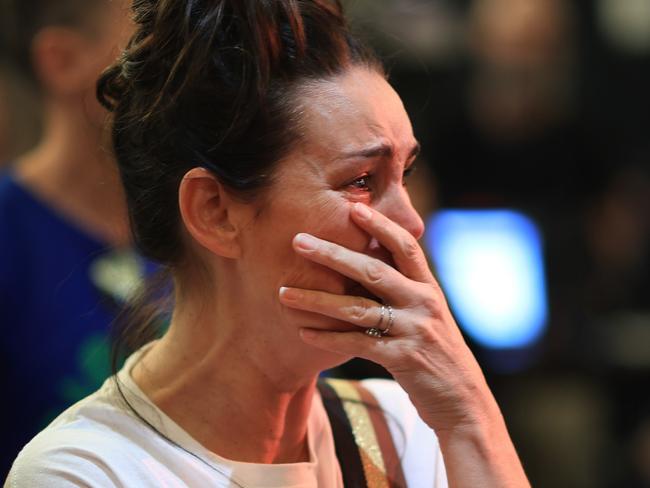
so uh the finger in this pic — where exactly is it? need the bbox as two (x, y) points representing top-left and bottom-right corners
(351, 203), (433, 284)
(299, 327), (397, 362)
(279, 286), (388, 330)
(293, 233), (412, 304)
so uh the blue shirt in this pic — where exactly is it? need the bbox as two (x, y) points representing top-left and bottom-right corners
(0, 172), (151, 476)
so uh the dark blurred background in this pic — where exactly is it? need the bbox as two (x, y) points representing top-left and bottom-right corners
(336, 1), (650, 487)
(1, 0), (648, 486)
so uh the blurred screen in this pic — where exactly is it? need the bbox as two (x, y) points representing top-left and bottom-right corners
(425, 209), (548, 349)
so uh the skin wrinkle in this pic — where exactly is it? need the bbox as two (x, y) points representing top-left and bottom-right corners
(13, 1), (133, 247)
(133, 67), (425, 465)
(251, 67), (422, 344)
(269, 117), (408, 319)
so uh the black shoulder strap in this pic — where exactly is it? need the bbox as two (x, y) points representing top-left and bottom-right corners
(317, 378), (408, 488)
(318, 379), (368, 488)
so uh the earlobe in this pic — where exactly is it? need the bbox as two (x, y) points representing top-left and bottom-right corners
(178, 168), (242, 259)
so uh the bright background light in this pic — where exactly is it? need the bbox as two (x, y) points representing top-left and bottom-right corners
(424, 210), (548, 349)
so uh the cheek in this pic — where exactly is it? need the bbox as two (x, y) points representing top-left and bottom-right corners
(268, 192), (369, 291)
(300, 191), (368, 252)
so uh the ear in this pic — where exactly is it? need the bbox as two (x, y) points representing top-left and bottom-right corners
(31, 27), (98, 96)
(178, 167), (243, 259)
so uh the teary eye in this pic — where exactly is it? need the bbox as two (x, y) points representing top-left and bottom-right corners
(348, 174), (372, 191)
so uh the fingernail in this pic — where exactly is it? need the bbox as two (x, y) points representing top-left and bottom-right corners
(294, 233), (317, 250)
(354, 203), (372, 220)
(279, 286), (301, 301)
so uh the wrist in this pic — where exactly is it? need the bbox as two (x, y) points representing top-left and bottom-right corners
(414, 367), (501, 434)
(434, 398), (530, 488)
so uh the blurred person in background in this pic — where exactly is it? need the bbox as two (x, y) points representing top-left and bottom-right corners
(433, 0), (595, 208)
(0, 0), (136, 476)
(0, 64), (41, 166)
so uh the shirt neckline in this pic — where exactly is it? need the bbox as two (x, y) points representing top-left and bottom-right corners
(114, 344), (329, 486)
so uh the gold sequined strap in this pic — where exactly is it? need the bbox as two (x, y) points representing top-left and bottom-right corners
(324, 378), (407, 488)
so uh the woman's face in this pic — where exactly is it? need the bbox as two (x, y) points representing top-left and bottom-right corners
(237, 67), (424, 364)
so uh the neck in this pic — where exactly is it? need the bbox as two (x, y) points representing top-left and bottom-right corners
(15, 98), (129, 247)
(133, 273), (325, 464)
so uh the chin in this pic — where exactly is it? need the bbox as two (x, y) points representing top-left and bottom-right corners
(297, 344), (353, 376)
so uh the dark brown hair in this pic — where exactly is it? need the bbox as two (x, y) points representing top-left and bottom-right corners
(97, 0), (381, 361)
(98, 0), (380, 265)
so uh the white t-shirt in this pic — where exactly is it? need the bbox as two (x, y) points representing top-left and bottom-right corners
(5, 350), (448, 487)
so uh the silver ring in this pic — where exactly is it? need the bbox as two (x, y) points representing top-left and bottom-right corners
(382, 305), (394, 335)
(375, 305), (386, 329)
(365, 327), (384, 337)
(365, 304), (393, 338)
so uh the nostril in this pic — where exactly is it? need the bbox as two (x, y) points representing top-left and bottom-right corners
(399, 208), (425, 241)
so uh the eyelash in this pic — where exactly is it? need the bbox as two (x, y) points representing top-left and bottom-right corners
(348, 174), (372, 191)
(347, 165), (417, 192)
(403, 164), (417, 182)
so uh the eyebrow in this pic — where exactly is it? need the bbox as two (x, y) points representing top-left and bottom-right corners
(338, 141), (421, 162)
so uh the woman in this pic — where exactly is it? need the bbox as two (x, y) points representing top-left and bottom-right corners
(0, 0), (135, 476)
(6, 0), (529, 486)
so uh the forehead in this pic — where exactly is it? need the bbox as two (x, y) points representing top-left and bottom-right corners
(295, 68), (416, 160)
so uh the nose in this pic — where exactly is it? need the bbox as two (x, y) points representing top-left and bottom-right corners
(377, 185), (425, 241)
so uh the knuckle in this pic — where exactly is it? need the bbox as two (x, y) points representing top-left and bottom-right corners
(363, 259), (385, 285)
(419, 286), (443, 316)
(416, 318), (437, 340)
(422, 296), (442, 317)
(401, 238), (421, 261)
(349, 297), (370, 322)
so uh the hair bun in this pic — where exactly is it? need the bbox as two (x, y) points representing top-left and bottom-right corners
(96, 0), (377, 264)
